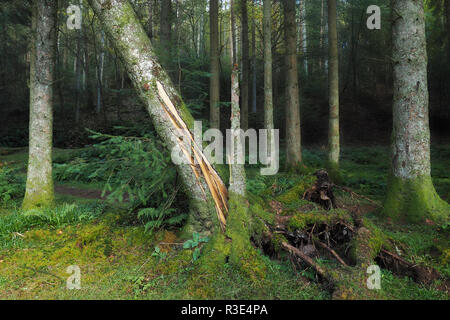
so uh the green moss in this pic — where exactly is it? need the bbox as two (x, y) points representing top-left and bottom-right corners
(384, 174), (450, 224)
(288, 209), (353, 231)
(276, 175), (316, 206)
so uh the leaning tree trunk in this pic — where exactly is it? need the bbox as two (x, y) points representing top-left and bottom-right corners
(23, 0), (57, 210)
(240, 0), (249, 131)
(385, 0), (449, 223)
(283, 0), (303, 169)
(87, 0), (228, 234)
(327, 0), (340, 175)
(209, 0), (220, 129)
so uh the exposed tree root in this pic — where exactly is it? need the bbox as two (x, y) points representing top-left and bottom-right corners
(248, 171), (445, 299)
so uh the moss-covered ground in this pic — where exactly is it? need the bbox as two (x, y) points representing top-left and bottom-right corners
(0, 145), (448, 299)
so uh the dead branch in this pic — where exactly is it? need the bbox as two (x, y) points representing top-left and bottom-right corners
(313, 238), (348, 267)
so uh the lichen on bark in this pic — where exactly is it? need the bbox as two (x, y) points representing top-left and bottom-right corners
(22, 0), (57, 210)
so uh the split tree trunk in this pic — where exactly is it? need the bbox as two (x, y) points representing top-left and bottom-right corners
(327, 0), (340, 174)
(385, 0), (449, 223)
(209, 0), (220, 129)
(283, 0), (302, 168)
(87, 0), (228, 234)
(23, 0), (57, 210)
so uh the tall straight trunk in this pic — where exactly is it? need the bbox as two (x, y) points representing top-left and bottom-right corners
(75, 0), (83, 123)
(147, 0), (153, 40)
(209, 0), (220, 129)
(283, 0), (302, 168)
(240, 0), (249, 131)
(96, 31), (105, 114)
(446, 0), (450, 67)
(160, 0), (172, 50)
(229, 0), (246, 196)
(263, 0), (273, 134)
(319, 0), (325, 70)
(384, 0), (449, 223)
(327, 0), (340, 173)
(87, 0), (228, 234)
(23, 0), (57, 210)
(251, 0), (257, 114)
(300, 0), (308, 75)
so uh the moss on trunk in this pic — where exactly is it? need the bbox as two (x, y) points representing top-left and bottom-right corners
(384, 175), (449, 224)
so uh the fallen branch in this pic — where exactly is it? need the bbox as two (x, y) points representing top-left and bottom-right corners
(333, 184), (381, 207)
(313, 238), (348, 267)
(281, 242), (327, 279)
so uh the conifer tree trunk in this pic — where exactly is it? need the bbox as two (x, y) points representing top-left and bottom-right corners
(160, 0), (172, 50)
(263, 0), (274, 133)
(240, 0), (249, 131)
(23, 0), (57, 210)
(87, 0), (228, 234)
(209, 0), (220, 129)
(283, 0), (302, 168)
(327, 0), (340, 174)
(384, 0), (449, 223)
(230, 0), (246, 196)
(147, 0), (153, 40)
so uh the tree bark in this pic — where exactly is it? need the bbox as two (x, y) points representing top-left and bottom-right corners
(147, 0), (153, 40)
(160, 0), (172, 51)
(240, 0), (249, 131)
(384, 0), (449, 223)
(87, 0), (228, 234)
(263, 0), (274, 134)
(230, 0), (247, 196)
(23, 0), (57, 210)
(283, 0), (302, 168)
(209, 0), (220, 129)
(327, 0), (340, 174)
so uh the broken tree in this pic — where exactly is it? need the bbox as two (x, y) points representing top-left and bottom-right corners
(87, 0), (227, 235)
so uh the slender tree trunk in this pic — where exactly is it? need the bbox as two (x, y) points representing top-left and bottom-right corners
(240, 0), (249, 131)
(251, 0), (257, 114)
(263, 0), (273, 134)
(96, 31), (105, 114)
(384, 0), (449, 223)
(209, 0), (220, 129)
(23, 0), (57, 210)
(230, 0), (246, 196)
(87, 0), (228, 234)
(446, 0), (450, 66)
(319, 0), (325, 71)
(300, 0), (308, 75)
(147, 0), (153, 40)
(160, 0), (172, 51)
(284, 0), (302, 169)
(327, 0), (340, 174)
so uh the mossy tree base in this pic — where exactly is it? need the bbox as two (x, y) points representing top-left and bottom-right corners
(384, 175), (449, 224)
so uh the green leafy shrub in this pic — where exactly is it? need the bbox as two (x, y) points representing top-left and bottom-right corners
(54, 127), (188, 231)
(0, 166), (25, 205)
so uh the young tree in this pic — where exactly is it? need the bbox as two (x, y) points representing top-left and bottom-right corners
(87, 0), (228, 234)
(209, 0), (220, 129)
(160, 0), (172, 50)
(327, 0), (340, 175)
(384, 0), (449, 223)
(240, 0), (249, 131)
(22, 0), (57, 210)
(263, 0), (274, 134)
(283, 0), (303, 169)
(230, 0), (247, 196)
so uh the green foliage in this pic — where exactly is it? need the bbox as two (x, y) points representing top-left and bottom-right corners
(54, 127), (188, 232)
(0, 166), (25, 205)
(183, 232), (209, 261)
(0, 202), (104, 248)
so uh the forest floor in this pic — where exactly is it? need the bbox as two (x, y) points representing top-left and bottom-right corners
(0, 145), (448, 300)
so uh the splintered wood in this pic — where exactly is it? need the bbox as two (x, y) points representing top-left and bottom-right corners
(156, 81), (228, 231)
